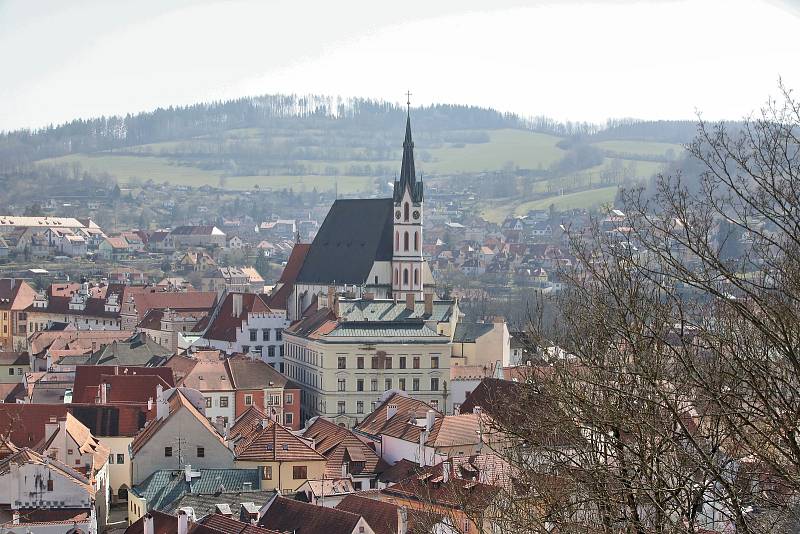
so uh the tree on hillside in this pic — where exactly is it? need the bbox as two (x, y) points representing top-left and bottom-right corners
(477, 86), (800, 533)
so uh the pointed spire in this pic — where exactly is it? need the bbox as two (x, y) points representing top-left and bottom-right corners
(394, 98), (423, 204)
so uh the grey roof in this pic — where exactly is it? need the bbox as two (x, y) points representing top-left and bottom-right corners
(337, 299), (455, 323)
(132, 468), (262, 512)
(295, 198), (394, 285)
(393, 114), (424, 204)
(86, 332), (172, 366)
(452, 322), (495, 343)
(162, 489), (276, 517)
(327, 321), (441, 340)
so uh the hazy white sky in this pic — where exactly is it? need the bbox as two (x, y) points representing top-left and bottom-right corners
(1, 0), (798, 131)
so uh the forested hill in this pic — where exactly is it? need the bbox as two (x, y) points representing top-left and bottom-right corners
(0, 94), (700, 168)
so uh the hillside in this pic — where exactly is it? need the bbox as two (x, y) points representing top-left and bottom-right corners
(0, 94), (698, 220)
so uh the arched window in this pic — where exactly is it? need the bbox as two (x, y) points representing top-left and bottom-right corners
(404, 232), (409, 251)
(394, 269), (399, 284)
(403, 269), (409, 285)
(404, 202), (410, 221)
(414, 231), (419, 251)
(395, 231), (399, 251)
(414, 268), (419, 286)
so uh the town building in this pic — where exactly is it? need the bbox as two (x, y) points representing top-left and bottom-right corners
(170, 226), (226, 249)
(0, 278), (37, 351)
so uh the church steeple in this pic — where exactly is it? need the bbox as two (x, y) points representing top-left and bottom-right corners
(393, 101), (423, 204)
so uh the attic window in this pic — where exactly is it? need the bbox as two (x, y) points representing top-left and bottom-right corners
(266, 444), (274, 450)
(282, 444), (289, 450)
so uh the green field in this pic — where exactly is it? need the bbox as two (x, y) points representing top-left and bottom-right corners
(592, 140), (684, 158)
(424, 129), (564, 174)
(515, 186), (619, 212)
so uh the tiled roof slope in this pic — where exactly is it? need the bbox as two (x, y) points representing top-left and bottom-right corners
(337, 299), (455, 323)
(200, 514), (281, 534)
(336, 494), (440, 534)
(355, 393), (440, 442)
(304, 417), (386, 479)
(266, 243), (310, 310)
(226, 356), (299, 390)
(234, 420), (324, 462)
(162, 489), (277, 517)
(202, 293), (273, 342)
(72, 365), (175, 404)
(258, 496), (364, 534)
(295, 198), (394, 285)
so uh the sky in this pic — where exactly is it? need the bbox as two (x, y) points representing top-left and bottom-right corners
(0, 0), (798, 131)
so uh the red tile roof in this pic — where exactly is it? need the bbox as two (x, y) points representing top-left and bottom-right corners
(203, 293), (273, 342)
(304, 418), (386, 479)
(226, 356), (298, 390)
(200, 514), (281, 534)
(354, 393), (440, 443)
(129, 291), (217, 322)
(258, 497), (364, 534)
(234, 420), (325, 462)
(177, 351), (234, 392)
(335, 494), (440, 534)
(0, 404), (69, 447)
(72, 365), (175, 404)
(266, 243), (310, 310)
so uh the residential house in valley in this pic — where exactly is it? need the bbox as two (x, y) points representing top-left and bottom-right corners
(0, 279), (37, 351)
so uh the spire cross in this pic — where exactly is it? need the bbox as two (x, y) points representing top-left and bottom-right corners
(406, 91), (412, 112)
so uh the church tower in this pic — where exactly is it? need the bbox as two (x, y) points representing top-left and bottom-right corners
(391, 110), (424, 300)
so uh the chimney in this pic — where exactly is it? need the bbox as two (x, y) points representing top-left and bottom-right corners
(327, 286), (335, 308)
(397, 506), (408, 534)
(184, 464), (193, 482)
(442, 461), (450, 483)
(143, 514), (154, 534)
(364, 292), (375, 301)
(177, 509), (189, 534)
(386, 403), (398, 421)
(147, 397), (153, 411)
(426, 409), (436, 432)
(333, 293), (340, 318)
(156, 384), (168, 421)
(99, 382), (109, 404)
(232, 293), (243, 317)
(424, 292), (433, 316)
(405, 292), (415, 312)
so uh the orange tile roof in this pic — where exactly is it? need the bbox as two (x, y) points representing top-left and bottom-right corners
(234, 420), (325, 463)
(304, 418), (386, 479)
(355, 393), (441, 443)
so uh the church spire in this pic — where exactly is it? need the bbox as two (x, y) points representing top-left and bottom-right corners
(394, 93), (423, 204)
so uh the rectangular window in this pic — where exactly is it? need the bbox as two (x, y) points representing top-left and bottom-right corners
(165, 447), (173, 457)
(431, 378), (439, 391)
(280, 345), (284, 357)
(245, 395), (253, 405)
(249, 329), (258, 342)
(47, 479), (53, 491)
(399, 378), (406, 391)
(385, 378), (392, 391)
(357, 401), (364, 414)
(255, 345), (263, 355)
(431, 356), (439, 369)
(219, 396), (228, 408)
(356, 379), (364, 392)
(268, 346), (275, 358)
(117, 454), (125, 464)
(242, 345), (250, 353)
(337, 401), (346, 415)
(276, 329), (282, 341)
(293, 465), (308, 479)
(370, 379), (378, 392)
(371, 356), (379, 369)
(413, 356), (420, 369)
(399, 356), (406, 369)
(430, 399), (439, 410)
(413, 378), (420, 391)
(108, 455), (114, 464)
(197, 447), (205, 458)
(285, 393), (293, 405)
(338, 356), (346, 369)
(261, 466), (273, 480)
(357, 357), (364, 369)
(384, 357), (392, 370)
(8, 368), (13, 376)
(205, 397), (212, 408)
(338, 378), (346, 391)
(285, 412), (293, 424)
(263, 329), (271, 341)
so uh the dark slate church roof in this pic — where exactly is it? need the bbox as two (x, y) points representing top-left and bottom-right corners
(393, 114), (424, 204)
(295, 198), (394, 285)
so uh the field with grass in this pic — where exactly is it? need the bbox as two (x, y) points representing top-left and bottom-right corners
(592, 140), (685, 158)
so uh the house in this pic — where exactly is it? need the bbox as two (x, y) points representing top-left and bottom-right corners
(195, 293), (290, 371)
(200, 267), (250, 294)
(126, 509), (278, 534)
(99, 236), (131, 260)
(450, 318), (510, 368)
(170, 226), (226, 249)
(167, 351), (236, 429)
(138, 308), (209, 353)
(0, 352), (28, 383)
(26, 281), (124, 333)
(178, 251), (218, 273)
(302, 417), (387, 493)
(226, 356), (302, 429)
(283, 294), (457, 426)
(0, 278), (37, 351)
(258, 496), (376, 534)
(226, 234), (245, 250)
(85, 332), (173, 366)
(47, 227), (88, 256)
(130, 387), (234, 485)
(120, 288), (217, 330)
(336, 494), (444, 534)
(230, 416), (326, 493)
(28, 329), (134, 372)
(128, 466), (264, 525)
(240, 267), (266, 294)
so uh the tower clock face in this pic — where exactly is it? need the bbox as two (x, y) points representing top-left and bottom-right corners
(413, 210), (420, 220)
(395, 210), (401, 220)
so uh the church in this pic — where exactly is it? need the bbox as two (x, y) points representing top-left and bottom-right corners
(281, 113), (434, 320)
